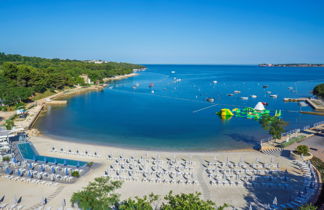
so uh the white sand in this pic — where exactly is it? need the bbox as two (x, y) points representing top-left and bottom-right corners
(0, 135), (305, 209)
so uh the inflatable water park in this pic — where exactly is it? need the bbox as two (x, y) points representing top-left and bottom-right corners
(216, 102), (282, 120)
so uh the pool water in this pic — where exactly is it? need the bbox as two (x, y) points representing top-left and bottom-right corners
(17, 142), (87, 167)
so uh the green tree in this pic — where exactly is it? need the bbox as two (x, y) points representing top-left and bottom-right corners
(295, 145), (310, 156)
(160, 191), (227, 210)
(299, 204), (317, 210)
(259, 115), (288, 140)
(118, 194), (158, 210)
(71, 171), (80, 178)
(313, 83), (324, 97)
(71, 177), (122, 210)
(5, 119), (14, 130)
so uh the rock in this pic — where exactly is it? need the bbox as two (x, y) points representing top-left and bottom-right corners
(27, 128), (41, 136)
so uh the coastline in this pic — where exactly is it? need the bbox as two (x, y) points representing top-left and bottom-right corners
(36, 133), (255, 154)
(11, 72), (139, 130)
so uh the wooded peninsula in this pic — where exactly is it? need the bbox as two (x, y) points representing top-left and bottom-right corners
(0, 53), (144, 107)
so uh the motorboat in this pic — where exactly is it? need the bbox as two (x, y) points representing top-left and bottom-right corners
(270, 94), (278, 98)
(234, 90), (241, 94)
(251, 95), (257, 98)
(206, 97), (215, 103)
(212, 80), (218, 84)
(240, 97), (249, 100)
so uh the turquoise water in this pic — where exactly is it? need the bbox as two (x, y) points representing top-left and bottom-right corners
(17, 142), (87, 167)
(35, 65), (324, 151)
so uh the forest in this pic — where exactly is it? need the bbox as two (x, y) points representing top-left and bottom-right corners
(0, 53), (144, 107)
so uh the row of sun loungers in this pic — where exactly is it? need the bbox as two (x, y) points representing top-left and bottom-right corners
(105, 154), (197, 185)
(51, 148), (101, 158)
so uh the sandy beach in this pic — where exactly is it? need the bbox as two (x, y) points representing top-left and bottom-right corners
(0, 134), (310, 209)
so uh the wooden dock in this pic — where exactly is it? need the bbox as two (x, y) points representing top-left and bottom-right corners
(284, 98), (324, 111)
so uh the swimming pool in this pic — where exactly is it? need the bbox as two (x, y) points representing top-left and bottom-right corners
(17, 142), (87, 167)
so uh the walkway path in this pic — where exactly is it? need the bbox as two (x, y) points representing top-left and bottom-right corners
(195, 157), (211, 201)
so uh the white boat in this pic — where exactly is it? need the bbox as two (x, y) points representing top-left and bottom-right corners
(240, 97), (249, 100)
(266, 91), (272, 94)
(234, 90), (241, 94)
(270, 94), (278, 98)
(206, 97), (215, 103)
(251, 95), (257, 98)
(288, 87), (293, 90)
(171, 71), (176, 74)
(151, 90), (155, 94)
(212, 80), (218, 84)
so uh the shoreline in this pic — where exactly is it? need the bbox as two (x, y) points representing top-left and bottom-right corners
(36, 133), (255, 154)
(10, 72), (139, 130)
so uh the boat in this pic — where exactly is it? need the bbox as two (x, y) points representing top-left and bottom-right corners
(234, 90), (241, 94)
(240, 97), (249, 100)
(263, 85), (269, 88)
(270, 94), (278, 98)
(288, 87), (293, 90)
(227, 94), (234, 96)
(151, 90), (155, 94)
(266, 91), (272, 94)
(149, 83), (154, 88)
(132, 85), (137, 89)
(171, 71), (176, 74)
(206, 97), (215, 103)
(251, 95), (257, 98)
(262, 102), (268, 106)
(212, 80), (218, 84)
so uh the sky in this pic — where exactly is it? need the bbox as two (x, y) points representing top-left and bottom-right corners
(0, 0), (323, 64)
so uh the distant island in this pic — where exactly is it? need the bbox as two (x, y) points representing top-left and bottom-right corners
(259, 63), (324, 67)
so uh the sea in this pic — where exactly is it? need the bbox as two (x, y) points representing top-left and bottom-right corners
(34, 65), (324, 151)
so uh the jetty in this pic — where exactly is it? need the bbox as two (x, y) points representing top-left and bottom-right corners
(284, 98), (324, 111)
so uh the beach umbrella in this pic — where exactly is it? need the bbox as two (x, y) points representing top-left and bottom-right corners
(13, 195), (18, 204)
(51, 167), (55, 173)
(62, 199), (66, 207)
(5, 167), (11, 174)
(41, 165), (45, 172)
(28, 170), (32, 177)
(17, 169), (21, 176)
(65, 168), (69, 176)
(12, 157), (17, 163)
(29, 162), (33, 169)
(272, 197), (278, 206)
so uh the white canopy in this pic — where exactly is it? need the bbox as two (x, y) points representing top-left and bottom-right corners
(254, 102), (265, 111)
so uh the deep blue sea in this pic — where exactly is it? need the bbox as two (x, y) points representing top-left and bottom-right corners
(35, 65), (324, 151)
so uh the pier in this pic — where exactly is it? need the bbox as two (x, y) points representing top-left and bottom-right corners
(284, 98), (324, 111)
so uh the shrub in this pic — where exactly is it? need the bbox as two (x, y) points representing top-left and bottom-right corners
(5, 119), (14, 130)
(87, 162), (94, 167)
(295, 145), (310, 156)
(71, 171), (80, 178)
(2, 156), (10, 162)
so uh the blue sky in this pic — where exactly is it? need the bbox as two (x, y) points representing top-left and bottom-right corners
(0, 0), (323, 64)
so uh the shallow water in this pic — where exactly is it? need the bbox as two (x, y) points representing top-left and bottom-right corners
(35, 65), (324, 151)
